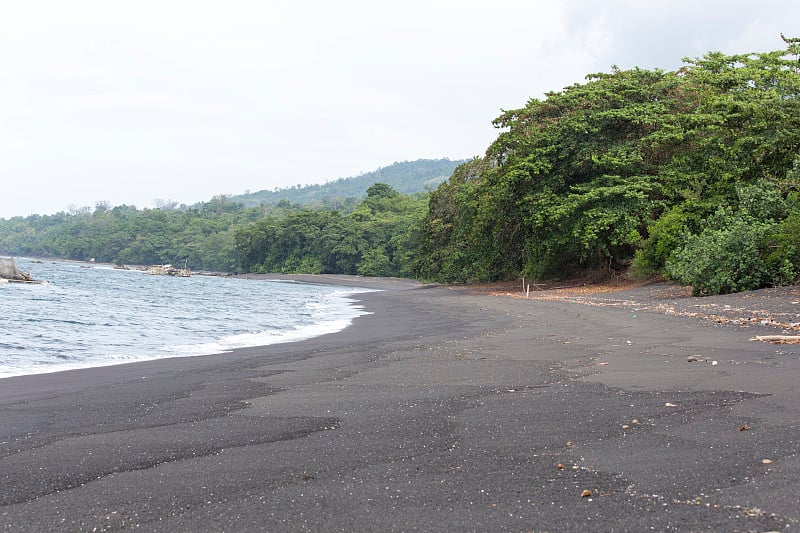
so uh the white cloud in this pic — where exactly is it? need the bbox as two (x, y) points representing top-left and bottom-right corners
(0, 0), (798, 216)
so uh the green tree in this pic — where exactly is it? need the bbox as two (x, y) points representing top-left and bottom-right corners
(417, 38), (800, 294)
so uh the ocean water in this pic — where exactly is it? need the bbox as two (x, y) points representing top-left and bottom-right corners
(0, 259), (374, 379)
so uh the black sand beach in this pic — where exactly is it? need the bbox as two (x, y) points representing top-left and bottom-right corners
(2, 277), (799, 531)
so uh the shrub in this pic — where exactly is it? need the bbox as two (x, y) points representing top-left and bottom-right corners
(766, 212), (800, 285)
(633, 202), (706, 276)
(665, 212), (775, 295)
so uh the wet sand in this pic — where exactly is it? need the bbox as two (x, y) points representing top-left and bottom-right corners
(2, 277), (799, 531)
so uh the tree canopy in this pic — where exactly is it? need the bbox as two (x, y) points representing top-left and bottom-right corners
(415, 38), (800, 294)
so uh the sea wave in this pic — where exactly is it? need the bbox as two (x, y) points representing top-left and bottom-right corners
(0, 259), (376, 379)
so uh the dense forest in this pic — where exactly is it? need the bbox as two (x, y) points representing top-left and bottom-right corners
(2, 40), (800, 295)
(235, 183), (426, 277)
(416, 38), (800, 295)
(0, 163), (437, 275)
(0, 197), (257, 272)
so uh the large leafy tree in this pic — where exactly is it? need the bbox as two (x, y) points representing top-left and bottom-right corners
(638, 41), (800, 280)
(417, 38), (800, 293)
(418, 67), (683, 281)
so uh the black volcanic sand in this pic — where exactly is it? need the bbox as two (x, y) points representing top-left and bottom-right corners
(2, 277), (800, 531)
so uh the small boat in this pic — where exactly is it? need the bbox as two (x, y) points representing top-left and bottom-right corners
(0, 257), (47, 284)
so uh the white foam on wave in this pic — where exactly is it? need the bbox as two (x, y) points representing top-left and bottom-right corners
(163, 318), (355, 356)
(163, 289), (375, 357)
(0, 285), (378, 379)
(0, 351), (161, 379)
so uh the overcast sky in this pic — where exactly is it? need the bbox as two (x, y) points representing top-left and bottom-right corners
(1, 0), (798, 218)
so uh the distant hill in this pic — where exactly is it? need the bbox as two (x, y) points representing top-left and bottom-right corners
(230, 158), (467, 207)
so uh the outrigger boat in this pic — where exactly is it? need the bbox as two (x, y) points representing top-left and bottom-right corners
(0, 257), (47, 284)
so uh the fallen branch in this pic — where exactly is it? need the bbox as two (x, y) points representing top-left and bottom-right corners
(751, 335), (800, 344)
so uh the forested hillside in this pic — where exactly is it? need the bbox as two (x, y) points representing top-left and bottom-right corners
(415, 38), (800, 295)
(2, 39), (799, 295)
(229, 159), (464, 208)
(0, 186), (428, 276)
(0, 160), (452, 274)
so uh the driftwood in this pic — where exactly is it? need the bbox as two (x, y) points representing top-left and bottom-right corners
(751, 335), (800, 344)
(143, 264), (191, 277)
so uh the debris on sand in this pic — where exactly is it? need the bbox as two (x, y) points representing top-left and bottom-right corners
(750, 335), (800, 344)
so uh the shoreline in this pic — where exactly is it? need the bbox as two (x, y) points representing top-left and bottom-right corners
(2, 277), (799, 530)
(0, 271), (390, 381)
